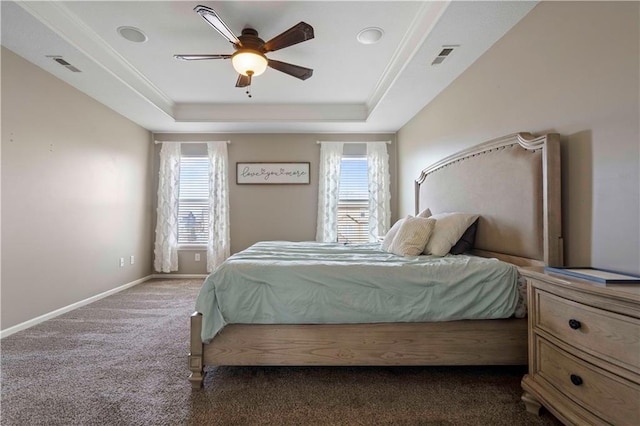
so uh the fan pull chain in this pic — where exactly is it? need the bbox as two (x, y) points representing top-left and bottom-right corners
(245, 71), (253, 97)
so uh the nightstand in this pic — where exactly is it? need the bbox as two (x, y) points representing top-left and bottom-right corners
(520, 267), (640, 425)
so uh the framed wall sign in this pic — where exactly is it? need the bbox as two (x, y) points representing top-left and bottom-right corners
(236, 162), (310, 185)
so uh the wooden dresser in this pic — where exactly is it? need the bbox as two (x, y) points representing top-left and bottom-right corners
(520, 267), (640, 425)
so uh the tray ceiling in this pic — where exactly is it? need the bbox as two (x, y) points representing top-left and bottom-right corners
(1, 1), (537, 133)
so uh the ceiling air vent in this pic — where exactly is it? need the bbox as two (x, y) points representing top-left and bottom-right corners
(431, 45), (459, 66)
(47, 56), (82, 73)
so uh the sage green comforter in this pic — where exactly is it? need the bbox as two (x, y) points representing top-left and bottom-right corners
(195, 241), (520, 343)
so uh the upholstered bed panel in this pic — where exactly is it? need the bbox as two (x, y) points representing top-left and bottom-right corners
(416, 133), (562, 265)
(419, 144), (542, 261)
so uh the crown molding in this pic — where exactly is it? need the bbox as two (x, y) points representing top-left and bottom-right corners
(173, 103), (367, 122)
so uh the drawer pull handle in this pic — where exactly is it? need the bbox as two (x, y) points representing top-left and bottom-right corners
(568, 319), (581, 330)
(570, 374), (583, 386)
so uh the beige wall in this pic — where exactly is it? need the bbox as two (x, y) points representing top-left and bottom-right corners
(1, 47), (155, 330)
(153, 133), (397, 274)
(397, 1), (639, 274)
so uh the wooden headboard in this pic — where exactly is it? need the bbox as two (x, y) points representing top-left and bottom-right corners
(415, 133), (563, 267)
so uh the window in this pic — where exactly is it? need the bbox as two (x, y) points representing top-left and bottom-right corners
(178, 156), (209, 245)
(337, 156), (369, 243)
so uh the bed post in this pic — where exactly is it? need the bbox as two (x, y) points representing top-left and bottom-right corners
(540, 133), (563, 267)
(189, 312), (204, 389)
(517, 133), (563, 267)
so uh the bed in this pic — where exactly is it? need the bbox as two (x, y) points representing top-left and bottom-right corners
(188, 132), (563, 389)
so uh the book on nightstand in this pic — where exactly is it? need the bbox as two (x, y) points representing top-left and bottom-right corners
(544, 266), (640, 284)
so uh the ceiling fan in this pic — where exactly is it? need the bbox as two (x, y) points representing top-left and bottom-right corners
(175, 5), (314, 92)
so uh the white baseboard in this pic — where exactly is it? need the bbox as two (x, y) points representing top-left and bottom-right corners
(151, 274), (208, 279)
(0, 275), (153, 339)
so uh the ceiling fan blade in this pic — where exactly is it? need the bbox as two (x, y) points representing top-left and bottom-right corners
(174, 54), (232, 61)
(263, 22), (314, 52)
(194, 5), (241, 47)
(267, 59), (313, 80)
(235, 74), (251, 88)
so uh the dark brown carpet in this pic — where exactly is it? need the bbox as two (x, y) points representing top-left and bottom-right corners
(1, 279), (561, 425)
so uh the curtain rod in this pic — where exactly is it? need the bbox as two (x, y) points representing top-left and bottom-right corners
(316, 140), (391, 144)
(154, 140), (230, 144)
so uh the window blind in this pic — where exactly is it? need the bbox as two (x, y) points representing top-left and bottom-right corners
(338, 156), (369, 243)
(178, 156), (209, 245)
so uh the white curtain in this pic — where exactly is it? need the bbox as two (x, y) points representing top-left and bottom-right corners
(366, 142), (391, 242)
(154, 142), (181, 272)
(206, 141), (230, 272)
(316, 142), (344, 242)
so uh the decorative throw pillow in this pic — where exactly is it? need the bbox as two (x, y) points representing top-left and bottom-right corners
(417, 207), (432, 218)
(423, 212), (480, 256)
(449, 218), (479, 255)
(388, 216), (436, 256)
(381, 217), (405, 252)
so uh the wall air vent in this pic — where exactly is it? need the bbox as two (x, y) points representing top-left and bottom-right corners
(47, 56), (82, 72)
(431, 45), (459, 66)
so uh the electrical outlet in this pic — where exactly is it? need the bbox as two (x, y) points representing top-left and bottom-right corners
(130, 255), (135, 265)
(119, 257), (125, 267)
(195, 253), (201, 262)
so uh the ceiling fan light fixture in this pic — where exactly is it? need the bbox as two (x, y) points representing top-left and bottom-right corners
(232, 50), (268, 77)
(177, 6), (314, 88)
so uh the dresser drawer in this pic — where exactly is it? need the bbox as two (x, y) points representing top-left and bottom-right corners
(537, 337), (640, 425)
(535, 289), (640, 372)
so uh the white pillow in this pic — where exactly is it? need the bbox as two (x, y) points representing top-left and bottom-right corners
(381, 217), (405, 251)
(382, 208), (429, 251)
(417, 207), (432, 218)
(388, 216), (436, 256)
(423, 212), (479, 256)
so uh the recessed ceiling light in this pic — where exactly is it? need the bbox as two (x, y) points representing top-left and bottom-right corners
(357, 27), (384, 45)
(117, 26), (148, 43)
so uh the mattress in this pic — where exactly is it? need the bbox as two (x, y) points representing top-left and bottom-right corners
(195, 241), (522, 343)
